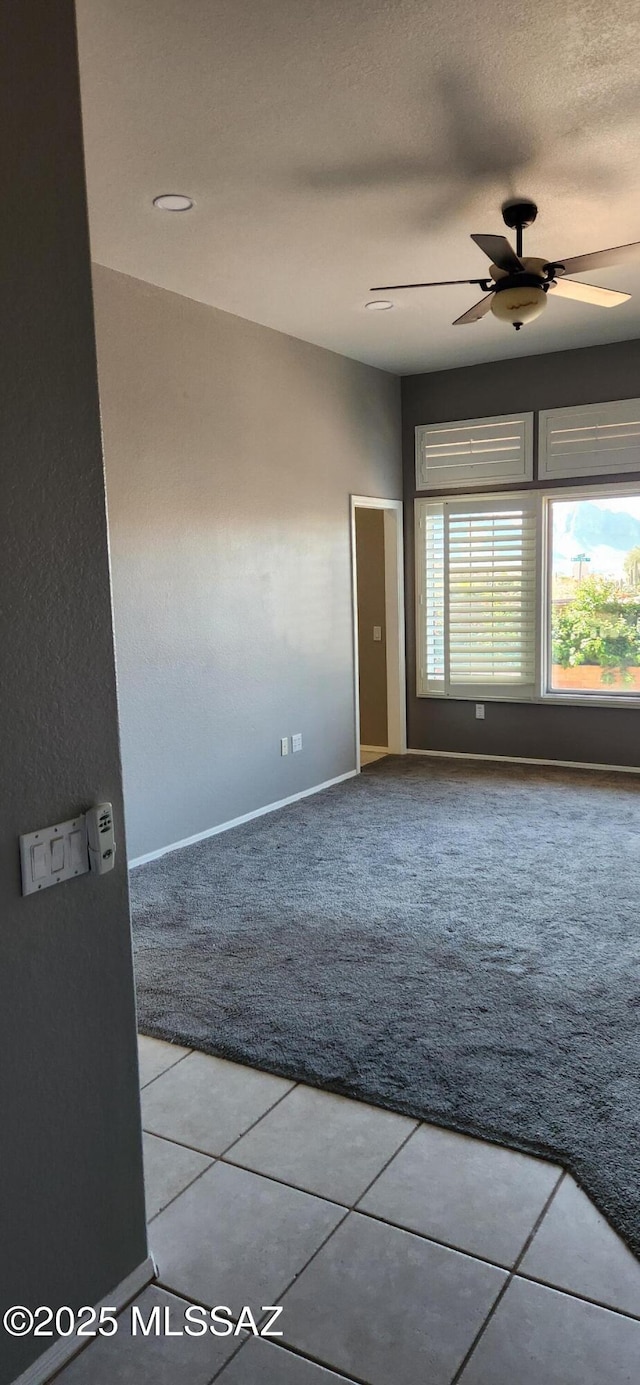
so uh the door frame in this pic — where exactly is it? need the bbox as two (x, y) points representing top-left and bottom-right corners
(350, 495), (407, 772)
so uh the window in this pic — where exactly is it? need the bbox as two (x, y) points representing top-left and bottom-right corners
(416, 494), (538, 699)
(539, 399), (640, 480)
(415, 413), (533, 490)
(416, 484), (640, 706)
(547, 491), (640, 697)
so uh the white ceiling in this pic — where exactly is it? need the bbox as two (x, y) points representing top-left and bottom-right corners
(76, 0), (640, 375)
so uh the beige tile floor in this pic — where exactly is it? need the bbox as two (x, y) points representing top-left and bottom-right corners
(359, 749), (388, 765)
(53, 1036), (640, 1384)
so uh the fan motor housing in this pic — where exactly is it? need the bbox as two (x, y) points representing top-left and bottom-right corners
(501, 197), (538, 230)
(492, 271), (550, 294)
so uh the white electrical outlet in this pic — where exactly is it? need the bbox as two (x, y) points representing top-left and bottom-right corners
(475, 704), (485, 720)
(292, 733), (303, 753)
(373, 625), (382, 642)
(280, 737), (289, 756)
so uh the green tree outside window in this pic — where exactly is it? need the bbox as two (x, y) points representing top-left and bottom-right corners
(552, 574), (640, 686)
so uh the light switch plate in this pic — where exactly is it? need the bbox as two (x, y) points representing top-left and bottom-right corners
(373, 625), (382, 642)
(20, 815), (89, 896)
(292, 733), (303, 753)
(475, 703), (485, 720)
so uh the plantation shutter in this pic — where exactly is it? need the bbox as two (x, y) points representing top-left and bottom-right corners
(415, 413), (533, 490)
(539, 399), (640, 479)
(416, 500), (445, 694)
(416, 495), (538, 698)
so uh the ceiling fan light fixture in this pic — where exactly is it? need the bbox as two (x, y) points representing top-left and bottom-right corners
(490, 283), (547, 329)
(369, 199), (640, 334)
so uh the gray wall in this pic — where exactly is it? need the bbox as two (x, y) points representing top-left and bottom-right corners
(0, 7), (147, 1381)
(92, 268), (402, 860)
(355, 509), (388, 747)
(402, 340), (640, 766)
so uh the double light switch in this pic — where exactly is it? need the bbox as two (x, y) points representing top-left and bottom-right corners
(30, 836), (68, 879)
(20, 815), (89, 896)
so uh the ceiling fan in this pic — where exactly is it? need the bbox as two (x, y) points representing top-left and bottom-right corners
(371, 198), (640, 330)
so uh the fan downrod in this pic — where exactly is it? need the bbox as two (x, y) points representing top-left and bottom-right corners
(500, 197), (538, 260)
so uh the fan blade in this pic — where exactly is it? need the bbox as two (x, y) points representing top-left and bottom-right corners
(550, 278), (630, 308)
(369, 278), (488, 290)
(470, 234), (523, 272)
(550, 241), (640, 276)
(452, 294), (495, 326)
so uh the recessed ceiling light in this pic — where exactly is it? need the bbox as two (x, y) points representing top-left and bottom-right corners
(365, 299), (393, 311)
(153, 194), (194, 212)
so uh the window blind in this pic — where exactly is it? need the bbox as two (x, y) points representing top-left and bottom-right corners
(417, 500), (445, 693)
(416, 495), (538, 699)
(415, 413), (533, 490)
(538, 399), (640, 479)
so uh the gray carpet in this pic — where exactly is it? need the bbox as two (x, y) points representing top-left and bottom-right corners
(131, 756), (640, 1255)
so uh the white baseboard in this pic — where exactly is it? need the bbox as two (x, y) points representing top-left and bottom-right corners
(408, 748), (640, 775)
(360, 745), (390, 754)
(12, 1255), (155, 1385)
(129, 770), (358, 868)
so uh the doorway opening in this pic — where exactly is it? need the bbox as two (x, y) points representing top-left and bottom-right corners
(350, 496), (406, 772)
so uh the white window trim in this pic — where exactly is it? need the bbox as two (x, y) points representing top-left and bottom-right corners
(415, 481), (640, 709)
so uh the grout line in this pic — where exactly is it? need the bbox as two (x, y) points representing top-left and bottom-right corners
(513, 1270), (640, 1325)
(348, 1206), (523, 1272)
(351, 1121), (420, 1207)
(271, 1208), (352, 1332)
(219, 1114), (416, 1214)
(145, 1072), (320, 1226)
(226, 1335), (375, 1385)
(146, 1133), (550, 1275)
(150, 1280), (365, 1383)
(449, 1169), (566, 1385)
(142, 1127), (220, 1160)
(139, 1047), (193, 1090)
(153, 1282), (233, 1311)
(143, 1128), (208, 1153)
(219, 1150), (347, 1209)
(206, 1333), (251, 1384)
(139, 1293), (247, 1385)
(145, 1135), (347, 1212)
(206, 1332), (247, 1384)
(143, 1128), (599, 1287)
(216, 1133), (554, 1277)
(141, 1080), (299, 1168)
(218, 1082), (299, 1158)
(511, 1171), (567, 1274)
(146, 1152), (218, 1224)
(141, 1287), (371, 1385)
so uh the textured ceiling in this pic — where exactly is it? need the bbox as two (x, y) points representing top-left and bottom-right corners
(76, 0), (640, 374)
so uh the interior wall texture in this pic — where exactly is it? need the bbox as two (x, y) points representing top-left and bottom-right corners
(92, 267), (402, 860)
(355, 508), (388, 747)
(0, 6), (147, 1383)
(402, 339), (640, 766)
